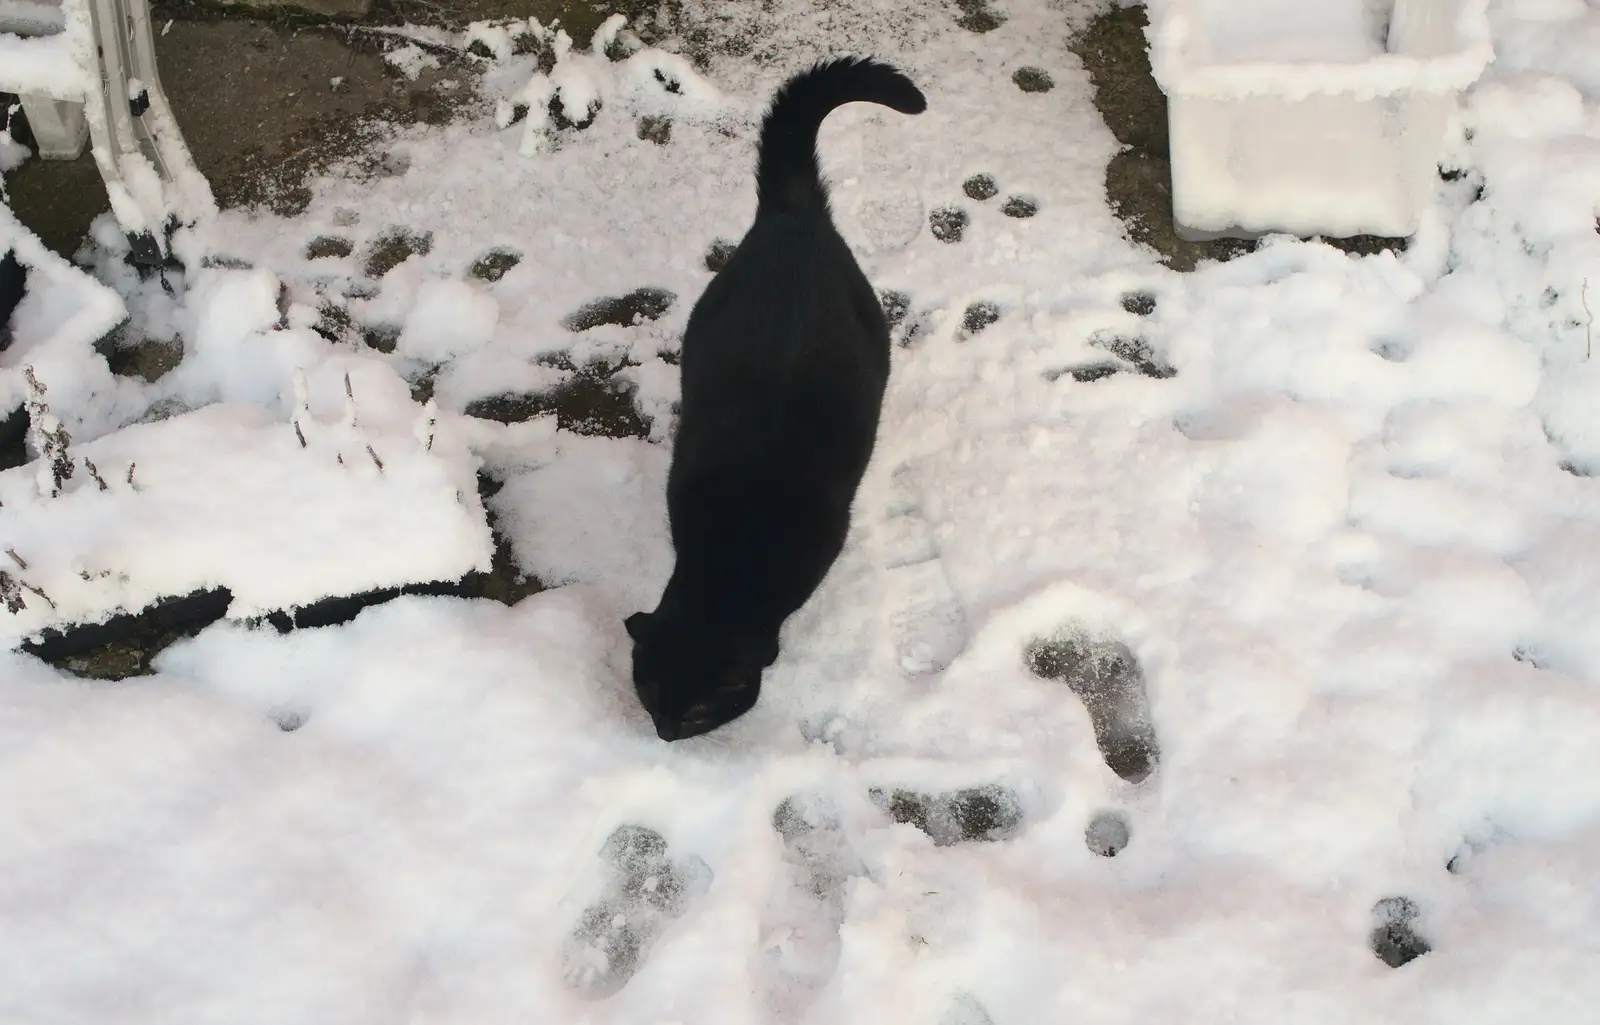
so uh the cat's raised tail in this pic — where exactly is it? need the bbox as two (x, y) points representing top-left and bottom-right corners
(755, 56), (927, 215)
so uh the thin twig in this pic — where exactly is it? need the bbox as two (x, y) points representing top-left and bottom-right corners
(366, 444), (385, 472)
(20, 582), (55, 610)
(6, 548), (26, 571)
(83, 457), (109, 491)
(294, 420), (308, 448)
(1582, 279), (1592, 361)
(126, 462), (137, 488)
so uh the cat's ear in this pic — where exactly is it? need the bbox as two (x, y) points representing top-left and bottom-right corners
(624, 612), (653, 643)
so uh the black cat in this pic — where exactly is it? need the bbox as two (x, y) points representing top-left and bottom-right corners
(626, 57), (926, 741)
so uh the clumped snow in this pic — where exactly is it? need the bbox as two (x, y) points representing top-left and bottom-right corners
(2, 0), (1600, 1023)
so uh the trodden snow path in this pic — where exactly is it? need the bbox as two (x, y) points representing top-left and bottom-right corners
(3, 1), (1600, 1023)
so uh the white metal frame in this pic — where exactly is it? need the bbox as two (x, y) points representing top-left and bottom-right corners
(4, 0), (214, 263)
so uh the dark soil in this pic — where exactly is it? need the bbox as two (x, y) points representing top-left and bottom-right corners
(930, 206), (969, 244)
(962, 174), (998, 201)
(562, 287), (675, 332)
(465, 358), (650, 438)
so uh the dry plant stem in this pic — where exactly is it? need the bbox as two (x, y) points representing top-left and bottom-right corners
(83, 458), (109, 491)
(21, 581), (54, 609)
(1582, 279), (1592, 360)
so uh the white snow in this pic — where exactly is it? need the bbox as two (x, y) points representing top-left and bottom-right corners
(397, 277), (500, 362)
(0, 0), (64, 36)
(3, 0), (1600, 1022)
(384, 42), (442, 82)
(0, 0), (92, 99)
(0, 393), (493, 639)
(1150, 0), (1496, 237)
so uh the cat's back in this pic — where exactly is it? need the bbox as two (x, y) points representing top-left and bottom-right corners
(681, 212), (884, 392)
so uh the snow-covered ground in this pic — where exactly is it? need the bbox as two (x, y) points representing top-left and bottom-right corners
(3, 0), (1600, 1022)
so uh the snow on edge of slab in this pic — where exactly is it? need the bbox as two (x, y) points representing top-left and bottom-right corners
(0, 378), (494, 645)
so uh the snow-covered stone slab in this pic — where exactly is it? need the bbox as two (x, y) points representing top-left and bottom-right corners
(1146, 0), (1494, 238)
(0, 379), (493, 649)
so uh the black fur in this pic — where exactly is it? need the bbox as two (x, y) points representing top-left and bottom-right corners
(627, 57), (926, 741)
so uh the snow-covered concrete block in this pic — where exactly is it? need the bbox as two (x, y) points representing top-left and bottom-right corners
(1146, 0), (1494, 239)
(0, 0), (66, 36)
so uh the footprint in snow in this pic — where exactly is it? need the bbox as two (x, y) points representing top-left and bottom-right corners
(1121, 291), (1157, 317)
(855, 110), (926, 253)
(882, 462), (969, 678)
(362, 227), (432, 279)
(1024, 628), (1160, 784)
(1370, 896), (1431, 968)
(878, 289), (911, 331)
(1085, 809), (1131, 857)
(1091, 332), (1175, 379)
(879, 289), (938, 349)
(954, 0), (1006, 33)
(561, 824), (711, 998)
(705, 238), (738, 273)
(1000, 196), (1039, 219)
(469, 247), (522, 283)
(872, 783), (1023, 846)
(759, 793), (862, 1019)
(1048, 331), (1176, 385)
(959, 300), (1002, 339)
(304, 235), (353, 260)
(962, 173), (998, 201)
(929, 206), (970, 244)
(562, 287), (676, 332)
(1012, 67), (1054, 93)
(941, 992), (996, 1025)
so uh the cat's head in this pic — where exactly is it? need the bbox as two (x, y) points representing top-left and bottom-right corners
(625, 611), (777, 741)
